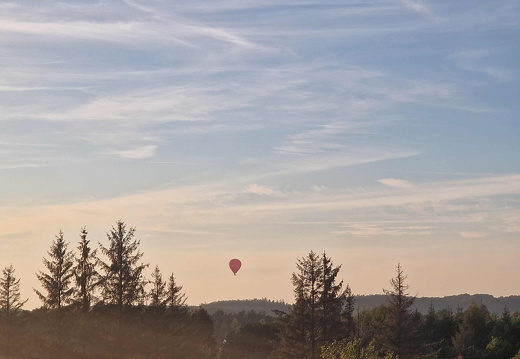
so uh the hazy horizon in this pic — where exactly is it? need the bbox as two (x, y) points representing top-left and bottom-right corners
(1, 0), (519, 309)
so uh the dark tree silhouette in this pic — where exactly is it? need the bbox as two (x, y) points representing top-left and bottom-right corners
(149, 265), (167, 310)
(320, 252), (352, 342)
(73, 227), (99, 313)
(34, 231), (75, 310)
(98, 220), (148, 310)
(276, 279), (309, 359)
(165, 272), (188, 315)
(381, 263), (418, 359)
(0, 265), (28, 322)
(277, 251), (353, 359)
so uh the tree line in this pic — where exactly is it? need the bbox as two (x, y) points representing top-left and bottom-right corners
(1, 225), (519, 359)
(219, 252), (520, 359)
(0, 220), (213, 359)
(31, 221), (186, 314)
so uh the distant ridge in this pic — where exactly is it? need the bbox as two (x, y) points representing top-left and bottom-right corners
(199, 298), (289, 315)
(199, 294), (520, 315)
(356, 294), (520, 314)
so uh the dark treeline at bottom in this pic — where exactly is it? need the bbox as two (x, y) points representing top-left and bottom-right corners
(0, 305), (214, 359)
(217, 252), (520, 359)
(1, 221), (519, 359)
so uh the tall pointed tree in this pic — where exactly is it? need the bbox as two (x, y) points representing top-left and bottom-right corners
(343, 283), (356, 339)
(0, 265), (28, 322)
(277, 251), (354, 359)
(98, 221), (148, 310)
(381, 263), (418, 359)
(73, 227), (98, 313)
(165, 272), (187, 315)
(276, 279), (309, 359)
(149, 265), (167, 310)
(34, 231), (75, 310)
(297, 250), (323, 359)
(320, 252), (352, 342)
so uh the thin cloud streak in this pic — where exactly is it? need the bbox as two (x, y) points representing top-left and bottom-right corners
(0, 18), (268, 51)
(400, 0), (432, 15)
(114, 145), (157, 159)
(2, 173), (519, 228)
(378, 178), (413, 188)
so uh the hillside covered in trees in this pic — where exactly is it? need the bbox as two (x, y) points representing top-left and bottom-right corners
(0, 221), (519, 359)
(201, 294), (520, 316)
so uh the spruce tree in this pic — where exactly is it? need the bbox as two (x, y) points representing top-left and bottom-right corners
(98, 220), (148, 310)
(343, 283), (356, 338)
(320, 252), (351, 342)
(277, 251), (354, 359)
(165, 272), (187, 315)
(381, 263), (418, 359)
(149, 265), (167, 310)
(34, 230), (75, 309)
(297, 250), (322, 359)
(73, 227), (98, 313)
(276, 282), (308, 359)
(0, 265), (28, 322)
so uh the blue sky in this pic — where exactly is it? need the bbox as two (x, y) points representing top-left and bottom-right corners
(0, 0), (519, 307)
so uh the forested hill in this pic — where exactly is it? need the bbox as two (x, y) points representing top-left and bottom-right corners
(199, 299), (289, 315)
(357, 294), (520, 314)
(200, 294), (520, 315)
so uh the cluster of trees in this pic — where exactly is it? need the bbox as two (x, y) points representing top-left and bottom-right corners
(219, 252), (520, 359)
(1, 229), (519, 359)
(32, 222), (186, 313)
(0, 221), (213, 359)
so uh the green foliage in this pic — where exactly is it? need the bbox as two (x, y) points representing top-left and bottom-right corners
(452, 302), (494, 358)
(202, 298), (289, 315)
(321, 339), (396, 359)
(220, 322), (279, 359)
(212, 309), (276, 346)
(0, 307), (216, 359)
(422, 306), (458, 358)
(190, 307), (217, 358)
(35, 230), (75, 309)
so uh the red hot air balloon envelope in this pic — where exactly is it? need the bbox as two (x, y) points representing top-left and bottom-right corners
(229, 259), (242, 276)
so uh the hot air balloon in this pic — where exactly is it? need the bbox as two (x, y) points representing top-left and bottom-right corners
(229, 259), (241, 276)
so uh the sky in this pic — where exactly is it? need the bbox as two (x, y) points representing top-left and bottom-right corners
(0, 0), (519, 308)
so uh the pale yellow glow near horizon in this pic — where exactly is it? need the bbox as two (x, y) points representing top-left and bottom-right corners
(1, 174), (519, 309)
(2, 215), (519, 310)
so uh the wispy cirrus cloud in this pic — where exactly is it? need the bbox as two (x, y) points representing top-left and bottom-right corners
(243, 184), (283, 197)
(378, 178), (413, 188)
(459, 231), (488, 239)
(0, 164), (42, 170)
(174, 174), (520, 225)
(114, 145), (157, 159)
(2, 173), (520, 239)
(0, 14), (270, 51)
(35, 87), (237, 123)
(332, 222), (433, 237)
(400, 0), (432, 15)
(447, 49), (513, 82)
